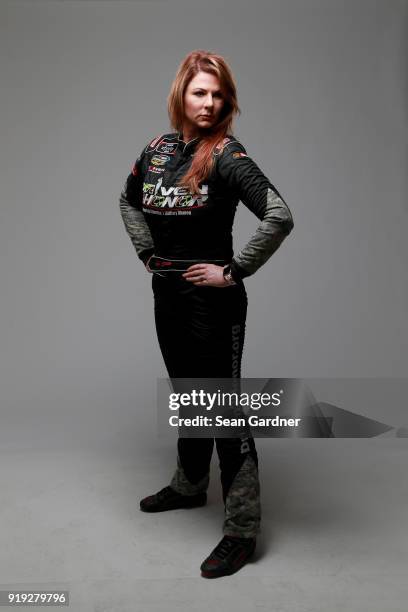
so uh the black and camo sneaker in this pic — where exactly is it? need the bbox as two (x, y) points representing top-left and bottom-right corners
(140, 486), (207, 512)
(200, 535), (256, 578)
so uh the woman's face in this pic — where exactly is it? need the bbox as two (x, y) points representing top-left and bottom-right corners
(182, 71), (225, 137)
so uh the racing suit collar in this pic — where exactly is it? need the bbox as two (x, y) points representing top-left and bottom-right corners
(177, 132), (200, 154)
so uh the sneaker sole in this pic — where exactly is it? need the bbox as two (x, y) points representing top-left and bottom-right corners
(140, 497), (207, 513)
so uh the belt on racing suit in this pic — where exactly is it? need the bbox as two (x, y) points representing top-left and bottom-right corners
(147, 255), (227, 276)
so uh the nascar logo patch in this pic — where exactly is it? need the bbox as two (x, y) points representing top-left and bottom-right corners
(151, 154), (170, 166)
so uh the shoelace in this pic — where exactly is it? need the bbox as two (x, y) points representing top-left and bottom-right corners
(156, 487), (176, 500)
(212, 538), (237, 560)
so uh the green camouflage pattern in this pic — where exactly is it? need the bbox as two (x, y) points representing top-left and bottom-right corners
(234, 186), (293, 276)
(170, 456), (210, 496)
(119, 192), (154, 259)
(223, 454), (261, 538)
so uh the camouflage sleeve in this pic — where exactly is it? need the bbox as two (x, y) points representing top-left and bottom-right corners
(119, 151), (154, 265)
(216, 141), (294, 280)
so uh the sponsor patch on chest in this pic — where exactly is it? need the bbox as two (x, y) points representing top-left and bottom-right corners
(155, 140), (178, 155)
(142, 178), (208, 210)
(151, 154), (170, 166)
(148, 165), (165, 174)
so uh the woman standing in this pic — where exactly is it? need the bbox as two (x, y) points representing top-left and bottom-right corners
(119, 50), (294, 578)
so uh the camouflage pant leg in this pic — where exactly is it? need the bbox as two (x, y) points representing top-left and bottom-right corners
(170, 436), (214, 496)
(216, 434), (261, 539)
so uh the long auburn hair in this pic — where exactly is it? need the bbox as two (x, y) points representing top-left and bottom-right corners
(167, 50), (240, 193)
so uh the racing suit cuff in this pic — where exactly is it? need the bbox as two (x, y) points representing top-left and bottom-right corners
(230, 259), (249, 281)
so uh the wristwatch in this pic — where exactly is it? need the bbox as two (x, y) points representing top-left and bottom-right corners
(223, 264), (237, 286)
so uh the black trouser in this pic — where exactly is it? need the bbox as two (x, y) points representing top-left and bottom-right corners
(152, 273), (261, 538)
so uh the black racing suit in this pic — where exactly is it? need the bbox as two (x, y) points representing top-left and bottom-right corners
(119, 132), (294, 538)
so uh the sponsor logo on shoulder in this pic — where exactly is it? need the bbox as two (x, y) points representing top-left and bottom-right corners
(151, 154), (170, 166)
(215, 137), (231, 151)
(147, 134), (163, 150)
(155, 140), (178, 155)
(213, 137), (238, 156)
(232, 151), (248, 159)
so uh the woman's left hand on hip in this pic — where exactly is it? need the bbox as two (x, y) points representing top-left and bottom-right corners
(182, 264), (227, 287)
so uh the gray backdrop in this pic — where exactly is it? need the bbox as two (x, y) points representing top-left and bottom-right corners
(1, 0), (407, 450)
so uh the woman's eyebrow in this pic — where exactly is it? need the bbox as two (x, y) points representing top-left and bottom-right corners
(193, 87), (223, 94)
